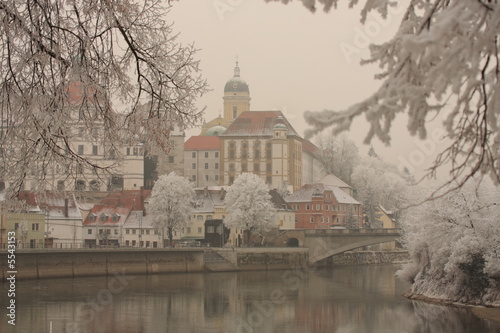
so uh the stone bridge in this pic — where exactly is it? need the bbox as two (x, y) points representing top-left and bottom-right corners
(273, 228), (402, 263)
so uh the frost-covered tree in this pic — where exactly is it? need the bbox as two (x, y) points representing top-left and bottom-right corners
(314, 134), (360, 184)
(148, 172), (195, 247)
(398, 178), (500, 306)
(268, 0), (500, 197)
(0, 1), (207, 194)
(345, 204), (360, 229)
(351, 155), (409, 226)
(224, 173), (276, 245)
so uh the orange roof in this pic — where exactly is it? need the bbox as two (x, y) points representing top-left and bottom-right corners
(221, 111), (300, 137)
(184, 136), (221, 150)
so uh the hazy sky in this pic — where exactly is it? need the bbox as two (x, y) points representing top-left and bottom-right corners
(167, 0), (447, 180)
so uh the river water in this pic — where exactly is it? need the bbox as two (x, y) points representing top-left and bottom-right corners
(1, 264), (499, 333)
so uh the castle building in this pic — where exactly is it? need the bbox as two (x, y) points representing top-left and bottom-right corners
(219, 111), (303, 191)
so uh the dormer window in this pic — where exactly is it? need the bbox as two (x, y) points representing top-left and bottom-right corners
(112, 213), (120, 222)
(100, 213), (108, 222)
(88, 213), (96, 222)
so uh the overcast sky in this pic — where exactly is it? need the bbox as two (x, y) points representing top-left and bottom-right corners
(167, 0), (447, 180)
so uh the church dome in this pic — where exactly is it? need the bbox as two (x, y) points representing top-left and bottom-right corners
(224, 61), (249, 94)
(273, 123), (288, 130)
(205, 125), (227, 136)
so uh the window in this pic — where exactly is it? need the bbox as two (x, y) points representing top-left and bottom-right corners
(133, 147), (138, 155)
(266, 164), (272, 172)
(205, 175), (209, 181)
(215, 152), (219, 158)
(326, 217), (330, 223)
(326, 205), (330, 211)
(57, 180), (65, 191)
(88, 213), (96, 222)
(191, 175), (196, 181)
(310, 216), (314, 223)
(197, 215), (203, 220)
(99, 229), (104, 234)
(215, 163), (219, 169)
(316, 204), (320, 210)
(205, 152), (209, 158)
(168, 156), (174, 163)
(198, 227), (202, 233)
(132, 229), (137, 235)
(306, 204), (310, 211)
(321, 216), (324, 223)
(186, 227), (191, 233)
(100, 213), (108, 222)
(146, 230), (150, 235)
(112, 213), (120, 222)
(205, 163), (209, 169)
(207, 215), (213, 219)
(126, 229), (130, 235)
(92, 145), (98, 155)
(192, 163), (196, 169)
(229, 164), (235, 172)
(132, 240), (136, 246)
(88, 229), (92, 234)
(242, 164), (247, 172)
(233, 105), (238, 119)
(229, 176), (234, 184)
(254, 164), (260, 172)
(295, 216), (298, 223)
(215, 175), (219, 181)
(114, 229), (118, 235)
(266, 176), (272, 184)
(192, 152), (196, 158)
(207, 226), (215, 233)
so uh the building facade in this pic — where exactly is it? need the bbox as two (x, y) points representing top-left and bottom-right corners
(219, 111), (303, 191)
(184, 136), (221, 187)
(286, 183), (363, 229)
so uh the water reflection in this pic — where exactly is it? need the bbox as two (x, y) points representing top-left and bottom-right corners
(1, 264), (499, 333)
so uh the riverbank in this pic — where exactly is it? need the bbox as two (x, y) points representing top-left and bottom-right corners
(403, 292), (500, 323)
(328, 250), (409, 265)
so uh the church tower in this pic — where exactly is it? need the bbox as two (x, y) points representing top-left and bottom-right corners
(223, 61), (251, 121)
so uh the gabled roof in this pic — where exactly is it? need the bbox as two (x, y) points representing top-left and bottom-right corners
(184, 136), (221, 150)
(285, 183), (360, 205)
(83, 189), (151, 225)
(17, 191), (81, 219)
(191, 187), (227, 213)
(221, 111), (300, 137)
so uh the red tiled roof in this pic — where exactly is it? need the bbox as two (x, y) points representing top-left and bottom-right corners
(221, 111), (300, 137)
(84, 190), (151, 225)
(184, 136), (221, 150)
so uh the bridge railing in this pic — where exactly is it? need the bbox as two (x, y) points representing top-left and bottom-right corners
(304, 228), (401, 236)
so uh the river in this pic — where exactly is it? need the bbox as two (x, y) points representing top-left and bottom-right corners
(1, 264), (499, 333)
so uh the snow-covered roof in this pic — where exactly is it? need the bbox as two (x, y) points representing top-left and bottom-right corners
(122, 211), (155, 228)
(285, 183), (360, 205)
(318, 174), (352, 189)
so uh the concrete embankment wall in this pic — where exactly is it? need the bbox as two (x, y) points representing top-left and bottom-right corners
(1, 249), (204, 281)
(328, 250), (410, 265)
(235, 248), (309, 271)
(0, 248), (309, 281)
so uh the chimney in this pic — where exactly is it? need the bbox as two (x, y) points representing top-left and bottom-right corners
(64, 198), (69, 218)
